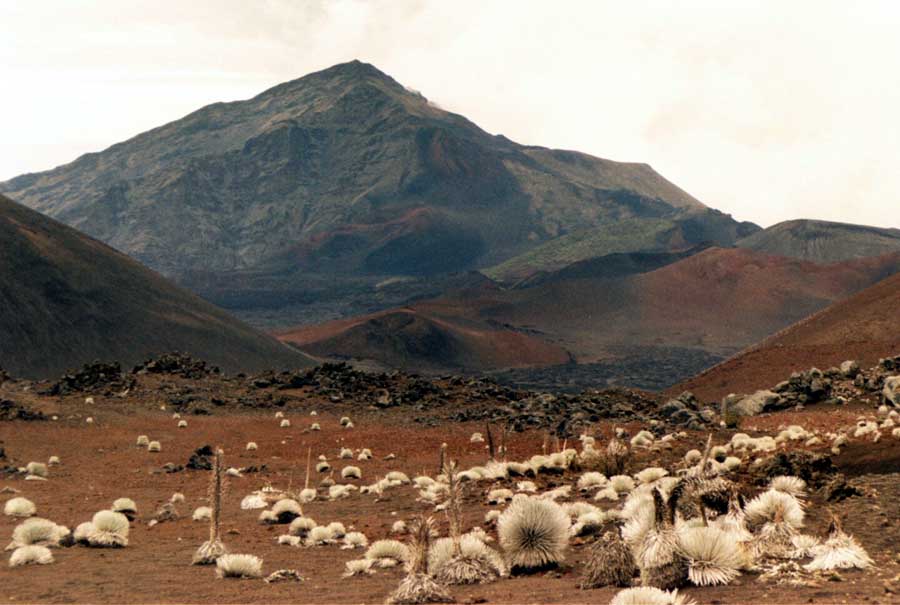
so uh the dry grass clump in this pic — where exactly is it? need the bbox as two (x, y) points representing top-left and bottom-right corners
(365, 539), (410, 568)
(73, 522), (94, 545)
(676, 526), (742, 586)
(192, 506), (212, 522)
(344, 558), (376, 577)
(289, 517), (317, 537)
(768, 476), (807, 499)
(385, 517), (453, 605)
(8, 518), (69, 550)
(744, 490), (805, 531)
(245, 442), (258, 451)
(136, 435), (149, 447)
(193, 448), (228, 565)
(635, 489), (687, 590)
(497, 496), (569, 573)
(25, 462), (48, 478)
(4, 497), (36, 518)
(216, 554), (263, 579)
(577, 472), (608, 492)
(112, 498), (137, 521)
(804, 514), (873, 571)
(580, 530), (635, 589)
(264, 569), (303, 583)
(9, 545), (54, 567)
(429, 535), (506, 585)
(280, 419), (291, 428)
(305, 525), (335, 546)
(177, 420), (188, 428)
(271, 498), (303, 523)
(87, 510), (129, 547)
(342, 531), (369, 549)
(148, 441), (161, 452)
(609, 587), (696, 605)
(47, 455), (61, 466)
(342, 466), (362, 479)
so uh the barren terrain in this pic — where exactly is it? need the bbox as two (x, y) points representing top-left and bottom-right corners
(1, 360), (899, 604)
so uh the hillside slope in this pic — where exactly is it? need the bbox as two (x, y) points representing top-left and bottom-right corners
(280, 247), (900, 388)
(669, 270), (900, 401)
(0, 61), (754, 325)
(278, 307), (571, 372)
(0, 194), (313, 378)
(737, 219), (900, 263)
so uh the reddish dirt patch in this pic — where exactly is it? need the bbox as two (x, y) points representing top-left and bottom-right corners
(671, 271), (900, 401)
(277, 308), (570, 371)
(1, 392), (899, 604)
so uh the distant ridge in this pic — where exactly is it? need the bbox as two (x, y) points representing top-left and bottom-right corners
(737, 219), (900, 263)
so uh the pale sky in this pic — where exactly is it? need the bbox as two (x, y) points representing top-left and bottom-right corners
(1, 1), (899, 228)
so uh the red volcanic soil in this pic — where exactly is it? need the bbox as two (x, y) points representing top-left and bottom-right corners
(1, 374), (899, 604)
(671, 271), (900, 402)
(448, 247), (900, 361)
(277, 307), (570, 371)
(277, 248), (900, 378)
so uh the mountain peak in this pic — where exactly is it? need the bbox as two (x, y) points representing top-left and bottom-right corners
(257, 59), (406, 101)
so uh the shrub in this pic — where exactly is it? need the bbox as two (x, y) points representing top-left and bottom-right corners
(497, 497), (569, 573)
(87, 510), (129, 547)
(148, 441), (161, 452)
(579, 530), (635, 588)
(192, 506), (212, 522)
(610, 587), (696, 605)
(9, 545), (54, 567)
(245, 442), (258, 451)
(10, 518), (66, 548)
(677, 526), (742, 586)
(342, 466), (362, 480)
(216, 554), (263, 579)
(111, 498), (137, 520)
(271, 499), (302, 524)
(289, 517), (317, 537)
(25, 462), (48, 478)
(365, 539), (410, 567)
(305, 526), (334, 546)
(4, 497), (36, 518)
(343, 558), (375, 576)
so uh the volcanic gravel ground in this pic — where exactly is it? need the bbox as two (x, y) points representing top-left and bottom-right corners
(0, 380), (899, 603)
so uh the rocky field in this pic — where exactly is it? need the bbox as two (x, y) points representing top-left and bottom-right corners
(1, 353), (899, 604)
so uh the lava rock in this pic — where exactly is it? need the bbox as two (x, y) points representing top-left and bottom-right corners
(186, 445), (215, 470)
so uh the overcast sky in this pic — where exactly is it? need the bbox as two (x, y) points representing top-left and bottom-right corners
(1, 1), (898, 228)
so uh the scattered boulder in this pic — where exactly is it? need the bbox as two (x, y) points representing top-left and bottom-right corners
(821, 474), (863, 502)
(133, 352), (219, 379)
(47, 361), (135, 396)
(660, 392), (715, 429)
(186, 445), (215, 470)
(725, 390), (783, 417)
(883, 376), (900, 407)
(0, 399), (45, 422)
(772, 368), (833, 406)
(752, 451), (838, 490)
(840, 360), (860, 379)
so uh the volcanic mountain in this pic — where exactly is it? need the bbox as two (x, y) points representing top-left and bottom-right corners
(279, 247), (900, 388)
(0, 194), (312, 378)
(669, 270), (900, 402)
(0, 60), (756, 326)
(737, 219), (900, 263)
